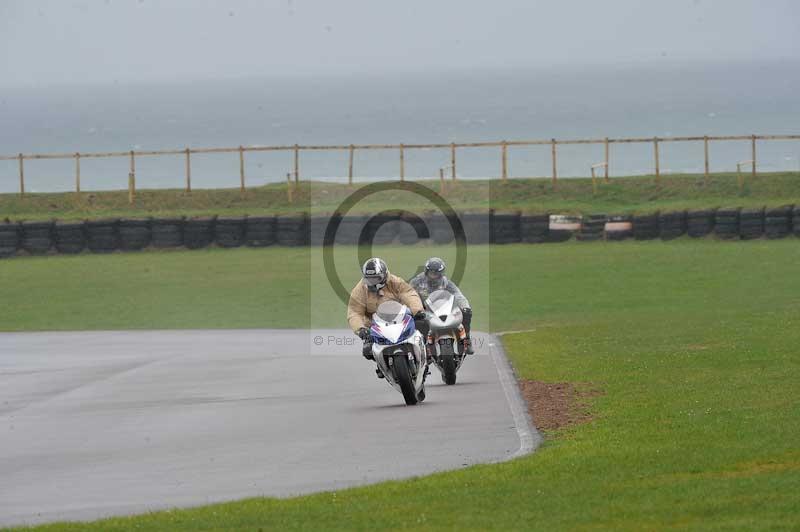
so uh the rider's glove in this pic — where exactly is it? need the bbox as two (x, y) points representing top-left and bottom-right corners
(413, 311), (427, 321)
(356, 327), (370, 340)
(462, 307), (472, 317)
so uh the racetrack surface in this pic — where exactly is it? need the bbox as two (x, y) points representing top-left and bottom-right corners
(0, 330), (536, 527)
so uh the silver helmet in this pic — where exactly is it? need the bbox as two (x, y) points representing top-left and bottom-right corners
(362, 257), (388, 291)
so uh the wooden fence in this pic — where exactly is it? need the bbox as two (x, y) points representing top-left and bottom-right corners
(2, 134), (799, 201)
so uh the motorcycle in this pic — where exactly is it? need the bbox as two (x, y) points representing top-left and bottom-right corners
(369, 300), (428, 405)
(425, 289), (467, 385)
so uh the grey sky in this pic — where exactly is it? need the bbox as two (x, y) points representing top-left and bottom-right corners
(1, 0), (799, 88)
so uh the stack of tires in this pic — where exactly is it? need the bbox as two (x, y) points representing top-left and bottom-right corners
(54, 221), (86, 254)
(687, 209), (715, 238)
(490, 211), (521, 244)
(546, 215), (578, 242)
(21, 221), (54, 255)
(426, 213), (456, 245)
(86, 219), (119, 253)
(214, 217), (245, 248)
(519, 214), (550, 243)
(460, 212), (490, 245)
(0, 222), (19, 258)
(276, 214), (308, 246)
(764, 206), (792, 239)
(245, 216), (276, 247)
(794, 206), (800, 238)
(119, 219), (151, 251)
(184, 217), (216, 249)
(633, 212), (659, 240)
(659, 211), (687, 240)
(577, 214), (606, 242)
(151, 217), (184, 248)
(738, 208), (764, 240)
(605, 215), (633, 241)
(714, 208), (740, 240)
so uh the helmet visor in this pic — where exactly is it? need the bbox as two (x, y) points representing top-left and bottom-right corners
(425, 270), (443, 281)
(364, 275), (383, 287)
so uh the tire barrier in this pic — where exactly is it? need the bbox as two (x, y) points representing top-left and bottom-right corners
(547, 215), (579, 242)
(633, 212), (659, 240)
(794, 206), (800, 238)
(426, 213), (456, 245)
(460, 212), (490, 245)
(245, 216), (276, 247)
(739, 208), (764, 240)
(151, 217), (184, 248)
(605, 215), (633, 241)
(714, 207), (740, 240)
(54, 221), (86, 254)
(21, 220), (54, 255)
(214, 217), (245, 248)
(687, 209), (715, 238)
(490, 211), (521, 244)
(520, 214), (550, 243)
(2, 206), (799, 260)
(184, 217), (215, 249)
(86, 219), (119, 253)
(577, 214), (606, 242)
(659, 210), (687, 240)
(0, 222), (19, 258)
(276, 214), (309, 247)
(119, 219), (151, 251)
(764, 205), (792, 240)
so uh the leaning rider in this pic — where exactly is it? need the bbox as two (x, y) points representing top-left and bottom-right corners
(347, 257), (427, 377)
(409, 257), (474, 355)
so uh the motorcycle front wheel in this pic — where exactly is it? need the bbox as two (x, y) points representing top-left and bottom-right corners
(440, 342), (457, 385)
(393, 355), (419, 405)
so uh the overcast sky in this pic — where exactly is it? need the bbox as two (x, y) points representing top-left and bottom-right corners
(1, 0), (799, 88)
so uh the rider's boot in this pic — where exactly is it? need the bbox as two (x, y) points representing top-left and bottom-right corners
(461, 336), (475, 355)
(375, 368), (385, 379)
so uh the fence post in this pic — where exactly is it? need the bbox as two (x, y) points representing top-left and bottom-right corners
(128, 172), (136, 204)
(704, 136), (709, 185)
(551, 139), (558, 189)
(736, 163), (744, 193)
(348, 144), (354, 185)
(451, 142), (456, 181)
(653, 137), (660, 185)
(75, 152), (81, 194)
(439, 167), (445, 194)
(294, 144), (300, 184)
(286, 173), (293, 204)
(501, 141), (508, 181)
(185, 148), (192, 193)
(239, 145), (246, 194)
(604, 137), (609, 182)
(399, 143), (405, 182)
(591, 166), (597, 196)
(18, 153), (24, 196)
(751, 135), (757, 179)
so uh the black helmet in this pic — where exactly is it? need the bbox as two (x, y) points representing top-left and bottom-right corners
(362, 257), (388, 290)
(424, 257), (446, 281)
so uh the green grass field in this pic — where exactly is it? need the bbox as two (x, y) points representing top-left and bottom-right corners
(5, 240), (800, 530)
(2, 172), (799, 221)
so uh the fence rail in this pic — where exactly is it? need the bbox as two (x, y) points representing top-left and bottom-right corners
(3, 134), (799, 201)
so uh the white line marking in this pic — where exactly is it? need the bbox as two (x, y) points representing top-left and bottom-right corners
(487, 334), (541, 460)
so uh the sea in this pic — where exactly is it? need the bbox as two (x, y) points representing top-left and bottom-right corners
(1, 60), (799, 193)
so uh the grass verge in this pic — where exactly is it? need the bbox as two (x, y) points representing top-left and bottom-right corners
(6, 240), (800, 530)
(1, 172), (799, 221)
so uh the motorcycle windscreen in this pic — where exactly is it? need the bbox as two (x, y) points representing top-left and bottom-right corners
(375, 300), (407, 324)
(426, 289), (454, 317)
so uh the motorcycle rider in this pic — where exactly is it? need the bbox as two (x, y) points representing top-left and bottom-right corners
(410, 257), (474, 355)
(347, 257), (427, 376)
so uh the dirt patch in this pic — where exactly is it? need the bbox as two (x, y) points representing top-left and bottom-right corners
(518, 380), (602, 431)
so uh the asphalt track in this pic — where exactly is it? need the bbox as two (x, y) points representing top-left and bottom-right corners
(0, 330), (538, 527)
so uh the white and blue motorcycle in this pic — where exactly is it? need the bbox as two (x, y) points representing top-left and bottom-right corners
(370, 300), (428, 405)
